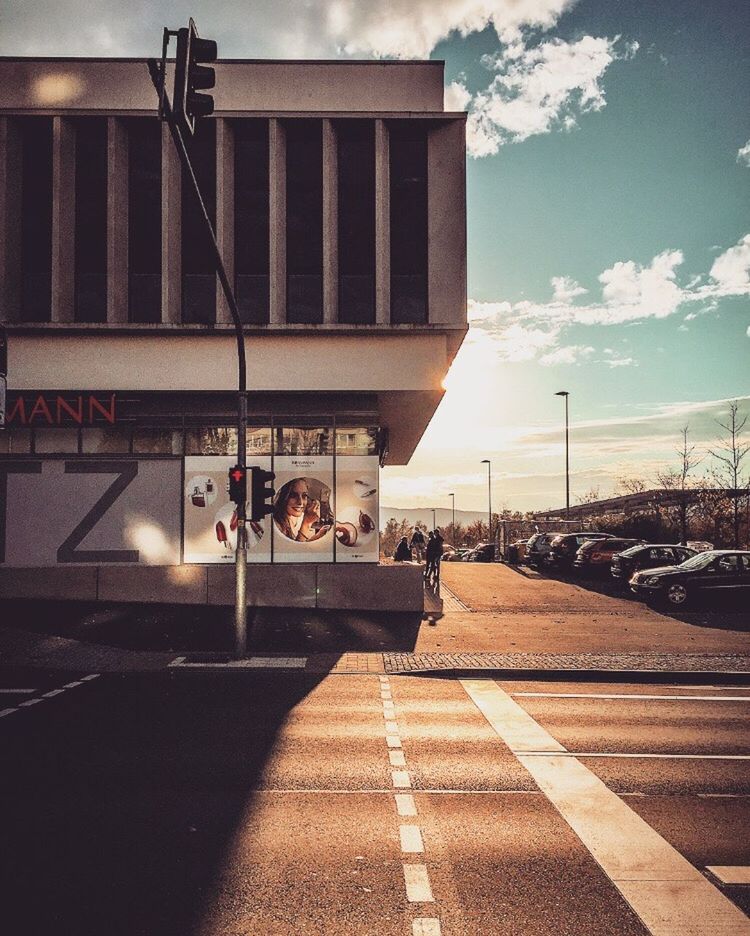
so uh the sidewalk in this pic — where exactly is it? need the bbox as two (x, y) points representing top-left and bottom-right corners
(1, 562), (747, 679)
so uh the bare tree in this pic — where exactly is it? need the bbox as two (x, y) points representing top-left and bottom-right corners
(615, 477), (649, 495)
(656, 425), (703, 544)
(709, 402), (750, 548)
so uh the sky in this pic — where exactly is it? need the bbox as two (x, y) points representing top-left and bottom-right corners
(2, 0), (748, 513)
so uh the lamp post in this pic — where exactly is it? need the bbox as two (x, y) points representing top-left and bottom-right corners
(480, 459), (492, 542)
(431, 507), (437, 530)
(555, 391), (570, 520)
(449, 492), (455, 546)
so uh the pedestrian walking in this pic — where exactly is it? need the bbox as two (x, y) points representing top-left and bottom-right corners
(410, 527), (426, 563)
(425, 529), (444, 588)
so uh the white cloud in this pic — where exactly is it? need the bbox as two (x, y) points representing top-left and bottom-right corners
(465, 34), (633, 157)
(708, 233), (750, 292)
(551, 276), (587, 302)
(444, 80), (472, 111)
(539, 344), (594, 365)
(737, 140), (750, 168)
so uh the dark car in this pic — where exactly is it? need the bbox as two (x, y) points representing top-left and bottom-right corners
(467, 543), (495, 562)
(612, 544), (696, 584)
(573, 538), (644, 574)
(547, 532), (614, 569)
(630, 550), (750, 607)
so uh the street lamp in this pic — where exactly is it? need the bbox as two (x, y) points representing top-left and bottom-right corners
(431, 507), (437, 530)
(555, 391), (570, 520)
(480, 459), (492, 542)
(449, 493), (455, 546)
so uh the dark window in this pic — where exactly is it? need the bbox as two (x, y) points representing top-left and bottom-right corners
(19, 117), (53, 322)
(286, 120), (323, 323)
(128, 118), (162, 323)
(181, 120), (216, 324)
(234, 119), (269, 324)
(389, 122), (428, 323)
(337, 121), (375, 323)
(74, 118), (108, 322)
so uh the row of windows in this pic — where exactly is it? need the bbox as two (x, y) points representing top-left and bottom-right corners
(0, 426), (379, 457)
(6, 117), (428, 326)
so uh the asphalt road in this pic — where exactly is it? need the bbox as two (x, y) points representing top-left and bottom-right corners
(1, 668), (749, 935)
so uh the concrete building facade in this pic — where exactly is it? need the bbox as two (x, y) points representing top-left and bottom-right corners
(0, 57), (467, 611)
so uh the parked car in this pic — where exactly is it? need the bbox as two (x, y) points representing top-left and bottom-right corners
(467, 543), (496, 562)
(686, 541), (714, 553)
(546, 532), (615, 569)
(525, 533), (560, 568)
(573, 538), (644, 574)
(630, 550), (750, 607)
(450, 548), (473, 562)
(507, 539), (529, 563)
(611, 544), (697, 584)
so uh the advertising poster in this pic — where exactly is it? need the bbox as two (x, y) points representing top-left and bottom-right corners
(0, 459), (181, 566)
(272, 455), (334, 563)
(334, 456), (380, 563)
(183, 456), (272, 564)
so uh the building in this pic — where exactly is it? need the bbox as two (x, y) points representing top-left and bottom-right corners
(0, 56), (467, 611)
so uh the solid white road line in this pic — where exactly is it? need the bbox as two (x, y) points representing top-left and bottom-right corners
(707, 867), (750, 885)
(0, 688), (36, 695)
(400, 825), (425, 854)
(413, 919), (441, 936)
(512, 692), (750, 702)
(403, 864), (434, 903)
(521, 752), (750, 761)
(462, 679), (750, 936)
(392, 770), (412, 789)
(395, 794), (418, 817)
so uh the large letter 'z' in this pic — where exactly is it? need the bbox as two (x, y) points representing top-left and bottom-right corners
(57, 461), (140, 563)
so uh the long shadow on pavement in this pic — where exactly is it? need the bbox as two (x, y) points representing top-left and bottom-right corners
(0, 669), (334, 936)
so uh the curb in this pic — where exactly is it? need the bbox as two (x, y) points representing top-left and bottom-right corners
(391, 668), (750, 686)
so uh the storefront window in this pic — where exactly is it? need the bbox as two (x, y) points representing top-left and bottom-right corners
(247, 428), (272, 456)
(185, 427), (237, 455)
(276, 427), (332, 455)
(81, 428), (131, 454)
(0, 430), (32, 454)
(34, 429), (79, 453)
(335, 427), (379, 455)
(133, 429), (183, 455)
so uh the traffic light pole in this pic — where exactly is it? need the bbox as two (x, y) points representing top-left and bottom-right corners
(147, 58), (249, 657)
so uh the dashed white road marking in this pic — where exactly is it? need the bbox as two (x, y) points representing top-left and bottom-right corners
(168, 656), (186, 667)
(42, 689), (65, 699)
(63, 681), (84, 689)
(462, 678), (750, 936)
(403, 864), (434, 903)
(512, 692), (750, 702)
(387, 734), (402, 748)
(395, 794), (417, 817)
(0, 707), (17, 718)
(0, 688), (36, 695)
(19, 698), (43, 707)
(413, 919), (441, 936)
(385, 720), (399, 733)
(81, 674), (101, 681)
(389, 750), (407, 768)
(400, 825), (425, 854)
(707, 867), (750, 885)
(392, 770), (412, 789)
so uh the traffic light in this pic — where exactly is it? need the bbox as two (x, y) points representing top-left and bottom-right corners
(228, 465), (247, 506)
(250, 467), (275, 523)
(173, 18), (217, 136)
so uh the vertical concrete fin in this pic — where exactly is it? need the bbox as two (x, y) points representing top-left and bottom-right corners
(375, 118), (390, 325)
(0, 117), (22, 323)
(427, 120), (466, 326)
(161, 121), (181, 323)
(51, 116), (75, 323)
(269, 117), (286, 325)
(216, 117), (235, 325)
(322, 117), (338, 324)
(107, 117), (129, 324)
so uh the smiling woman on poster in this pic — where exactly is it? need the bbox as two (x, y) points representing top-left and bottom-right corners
(273, 477), (332, 542)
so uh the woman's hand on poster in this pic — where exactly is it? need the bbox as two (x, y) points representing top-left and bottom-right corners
(300, 498), (323, 540)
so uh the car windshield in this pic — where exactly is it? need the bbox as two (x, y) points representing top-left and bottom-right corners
(677, 552), (717, 570)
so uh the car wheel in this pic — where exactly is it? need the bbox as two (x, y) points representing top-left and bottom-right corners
(665, 582), (689, 607)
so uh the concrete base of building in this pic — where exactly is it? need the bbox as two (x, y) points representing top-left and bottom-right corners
(0, 563), (425, 613)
